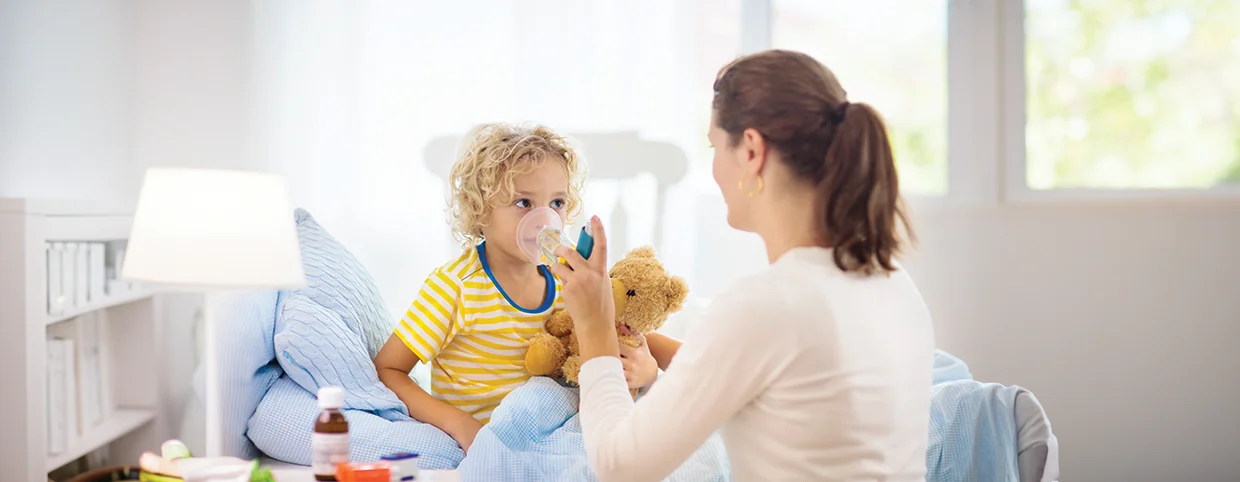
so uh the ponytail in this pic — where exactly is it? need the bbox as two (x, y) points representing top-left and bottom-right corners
(711, 49), (914, 275)
(818, 103), (913, 275)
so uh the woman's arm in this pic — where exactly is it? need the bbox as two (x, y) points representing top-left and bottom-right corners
(550, 218), (787, 481)
(374, 336), (482, 451)
(578, 295), (787, 482)
(643, 332), (682, 371)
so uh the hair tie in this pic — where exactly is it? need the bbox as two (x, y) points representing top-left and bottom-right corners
(829, 101), (851, 124)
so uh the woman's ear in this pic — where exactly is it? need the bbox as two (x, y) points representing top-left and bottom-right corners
(740, 127), (768, 175)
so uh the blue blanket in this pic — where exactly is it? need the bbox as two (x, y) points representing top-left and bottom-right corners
(249, 376), (465, 469)
(252, 348), (1014, 481)
(251, 376), (729, 481)
(459, 377), (731, 482)
(927, 350), (1022, 482)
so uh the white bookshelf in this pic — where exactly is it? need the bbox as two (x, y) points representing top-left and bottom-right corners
(45, 408), (157, 472)
(47, 289), (155, 325)
(0, 198), (165, 481)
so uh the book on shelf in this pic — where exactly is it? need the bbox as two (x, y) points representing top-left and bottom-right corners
(60, 244), (76, 310)
(89, 243), (107, 303)
(46, 337), (67, 456)
(77, 313), (104, 429)
(47, 243), (64, 315)
(62, 337), (79, 448)
(112, 248), (128, 294)
(74, 243), (89, 306)
(97, 313), (116, 419)
(47, 317), (114, 458)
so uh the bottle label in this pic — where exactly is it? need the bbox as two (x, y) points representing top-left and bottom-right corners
(312, 432), (350, 475)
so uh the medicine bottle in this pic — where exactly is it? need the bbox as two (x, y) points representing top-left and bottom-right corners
(313, 386), (350, 481)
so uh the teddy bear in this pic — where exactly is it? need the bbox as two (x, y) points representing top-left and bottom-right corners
(525, 246), (688, 394)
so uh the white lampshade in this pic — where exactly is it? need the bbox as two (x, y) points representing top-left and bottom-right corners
(123, 168), (306, 289)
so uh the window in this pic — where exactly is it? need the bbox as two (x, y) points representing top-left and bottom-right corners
(1025, 0), (1240, 189)
(770, 0), (949, 194)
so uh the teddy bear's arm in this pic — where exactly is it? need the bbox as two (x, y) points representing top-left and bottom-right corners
(525, 332), (568, 377)
(562, 354), (583, 385)
(545, 309), (575, 337)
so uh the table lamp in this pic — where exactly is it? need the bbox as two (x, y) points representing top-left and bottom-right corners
(122, 167), (306, 457)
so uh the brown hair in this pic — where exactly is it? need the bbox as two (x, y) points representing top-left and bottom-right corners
(712, 49), (913, 275)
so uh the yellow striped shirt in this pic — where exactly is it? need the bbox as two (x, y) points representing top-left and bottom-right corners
(394, 243), (563, 423)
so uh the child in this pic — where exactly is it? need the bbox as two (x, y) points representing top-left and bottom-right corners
(374, 123), (659, 452)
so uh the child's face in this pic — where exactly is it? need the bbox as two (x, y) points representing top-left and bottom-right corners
(483, 159), (570, 266)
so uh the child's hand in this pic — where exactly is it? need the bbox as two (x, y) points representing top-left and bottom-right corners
(446, 413), (484, 453)
(619, 335), (659, 389)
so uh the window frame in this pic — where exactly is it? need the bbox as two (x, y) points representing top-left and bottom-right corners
(1000, 0), (1240, 203)
(754, 0), (979, 206)
(748, 0), (1240, 207)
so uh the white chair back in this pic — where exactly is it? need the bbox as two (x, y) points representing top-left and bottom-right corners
(1015, 389), (1060, 482)
(423, 131), (689, 256)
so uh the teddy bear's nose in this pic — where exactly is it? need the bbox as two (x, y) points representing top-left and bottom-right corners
(626, 289), (636, 297)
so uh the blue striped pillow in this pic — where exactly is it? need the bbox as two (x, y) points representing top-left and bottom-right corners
(270, 209), (402, 411)
(280, 209), (392, 358)
(216, 208), (401, 458)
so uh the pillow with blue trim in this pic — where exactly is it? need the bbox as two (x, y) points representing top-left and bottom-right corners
(251, 209), (460, 464)
(274, 294), (407, 420)
(282, 209), (391, 356)
(271, 209), (405, 418)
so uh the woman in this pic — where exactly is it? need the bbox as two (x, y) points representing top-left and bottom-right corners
(549, 50), (935, 481)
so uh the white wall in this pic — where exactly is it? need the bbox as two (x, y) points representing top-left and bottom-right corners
(0, 0), (257, 200)
(132, 0), (256, 176)
(694, 196), (1240, 480)
(0, 0), (137, 200)
(909, 202), (1240, 481)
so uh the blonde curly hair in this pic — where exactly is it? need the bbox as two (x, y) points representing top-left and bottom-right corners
(448, 123), (585, 248)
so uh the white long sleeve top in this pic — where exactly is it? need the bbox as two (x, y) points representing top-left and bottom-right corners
(578, 247), (936, 482)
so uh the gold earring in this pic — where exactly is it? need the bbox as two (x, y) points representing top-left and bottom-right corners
(738, 174), (764, 197)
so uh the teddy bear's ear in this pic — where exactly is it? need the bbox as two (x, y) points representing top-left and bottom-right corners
(626, 246), (657, 259)
(664, 275), (689, 313)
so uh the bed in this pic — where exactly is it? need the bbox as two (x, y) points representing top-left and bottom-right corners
(204, 208), (1057, 481)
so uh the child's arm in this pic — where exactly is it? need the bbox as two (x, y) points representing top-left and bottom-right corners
(644, 332), (683, 371)
(375, 335), (482, 451)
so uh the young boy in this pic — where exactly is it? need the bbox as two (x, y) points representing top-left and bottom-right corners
(374, 123), (659, 452)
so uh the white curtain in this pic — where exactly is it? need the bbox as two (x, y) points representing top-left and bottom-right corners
(250, 0), (757, 336)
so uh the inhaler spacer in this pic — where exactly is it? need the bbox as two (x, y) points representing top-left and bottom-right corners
(516, 207), (573, 265)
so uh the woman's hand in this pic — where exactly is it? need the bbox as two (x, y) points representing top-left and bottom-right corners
(620, 335), (659, 389)
(549, 216), (620, 359)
